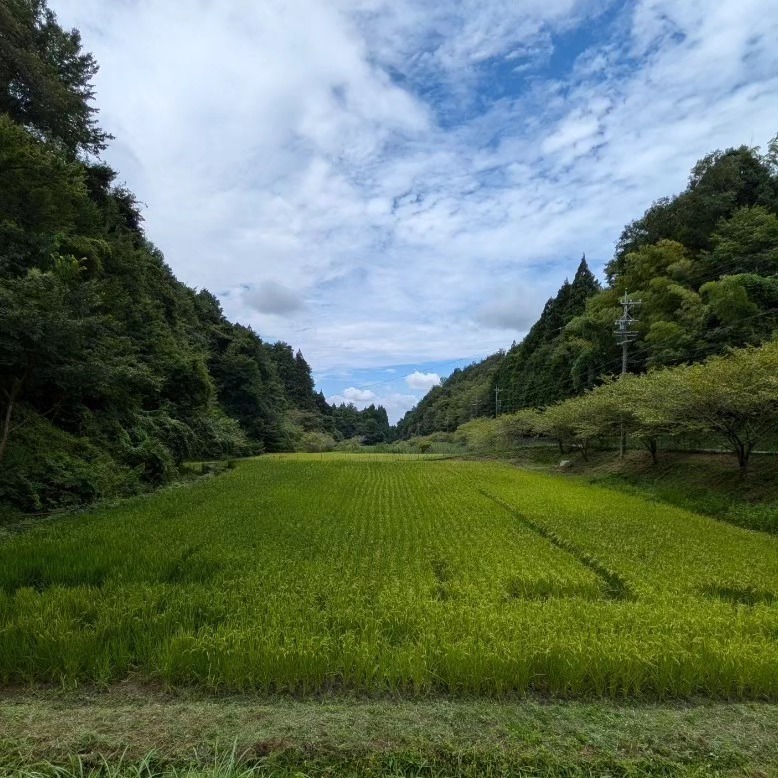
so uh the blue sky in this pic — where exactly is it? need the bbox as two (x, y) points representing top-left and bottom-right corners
(51, 0), (778, 421)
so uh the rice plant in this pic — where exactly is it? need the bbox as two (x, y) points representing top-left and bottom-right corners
(1, 456), (777, 698)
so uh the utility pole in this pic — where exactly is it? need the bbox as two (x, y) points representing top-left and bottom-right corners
(615, 291), (642, 375)
(494, 387), (502, 418)
(614, 292), (641, 456)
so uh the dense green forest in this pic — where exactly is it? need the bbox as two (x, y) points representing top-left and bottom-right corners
(0, 0), (389, 512)
(399, 137), (778, 437)
(330, 402), (391, 445)
(394, 353), (504, 438)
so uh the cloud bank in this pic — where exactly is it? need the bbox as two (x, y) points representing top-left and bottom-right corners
(50, 0), (778, 421)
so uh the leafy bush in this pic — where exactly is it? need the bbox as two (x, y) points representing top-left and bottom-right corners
(334, 436), (364, 452)
(0, 410), (137, 512)
(297, 431), (337, 453)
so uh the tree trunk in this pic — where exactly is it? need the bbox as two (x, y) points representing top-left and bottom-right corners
(737, 442), (751, 478)
(579, 440), (589, 462)
(0, 379), (21, 466)
(558, 440), (564, 455)
(647, 439), (658, 465)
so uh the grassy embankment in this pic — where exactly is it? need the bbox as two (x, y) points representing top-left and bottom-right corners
(501, 445), (778, 534)
(3, 687), (778, 777)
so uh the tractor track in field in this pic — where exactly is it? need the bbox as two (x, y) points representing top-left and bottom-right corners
(478, 490), (634, 601)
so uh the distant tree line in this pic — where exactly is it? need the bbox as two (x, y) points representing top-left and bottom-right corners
(329, 403), (391, 445)
(294, 403), (392, 453)
(0, 0), (389, 511)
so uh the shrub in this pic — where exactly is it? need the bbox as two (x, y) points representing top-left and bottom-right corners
(298, 431), (337, 453)
(0, 409), (137, 512)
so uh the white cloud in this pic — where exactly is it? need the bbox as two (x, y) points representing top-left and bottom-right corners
(243, 281), (304, 316)
(48, 0), (778, 378)
(541, 110), (602, 158)
(475, 283), (552, 331)
(341, 387), (378, 402)
(406, 371), (441, 391)
(375, 392), (420, 423)
(327, 386), (416, 422)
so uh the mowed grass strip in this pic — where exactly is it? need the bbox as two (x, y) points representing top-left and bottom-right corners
(3, 688), (778, 778)
(0, 456), (777, 697)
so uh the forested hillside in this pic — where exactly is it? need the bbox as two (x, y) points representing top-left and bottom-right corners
(396, 353), (504, 437)
(553, 143), (778, 384)
(494, 257), (600, 413)
(400, 138), (778, 436)
(0, 0), (364, 511)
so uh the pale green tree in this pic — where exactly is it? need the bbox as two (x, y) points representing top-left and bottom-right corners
(637, 342), (778, 475)
(537, 400), (591, 460)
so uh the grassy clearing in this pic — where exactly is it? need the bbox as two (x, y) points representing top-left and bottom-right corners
(1, 456), (777, 697)
(523, 448), (778, 534)
(592, 452), (778, 534)
(2, 688), (778, 777)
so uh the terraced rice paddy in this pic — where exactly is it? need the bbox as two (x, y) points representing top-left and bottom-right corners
(1, 455), (778, 698)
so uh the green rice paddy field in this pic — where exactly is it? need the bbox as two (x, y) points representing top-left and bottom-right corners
(2, 455), (778, 698)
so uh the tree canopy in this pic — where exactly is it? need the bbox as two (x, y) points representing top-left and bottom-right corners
(0, 0), (110, 154)
(490, 340), (778, 476)
(0, 0), (390, 511)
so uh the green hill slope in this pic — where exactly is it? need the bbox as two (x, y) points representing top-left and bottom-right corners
(0, 2), (336, 511)
(396, 352), (504, 437)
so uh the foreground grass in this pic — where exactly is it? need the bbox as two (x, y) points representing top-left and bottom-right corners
(2, 688), (778, 777)
(3, 457), (778, 776)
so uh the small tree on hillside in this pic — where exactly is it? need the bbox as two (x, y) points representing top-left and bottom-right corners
(552, 387), (640, 462)
(640, 342), (778, 476)
(537, 400), (591, 460)
(455, 418), (500, 453)
(496, 408), (542, 451)
(592, 376), (684, 465)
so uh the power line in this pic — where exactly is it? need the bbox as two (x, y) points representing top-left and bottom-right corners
(390, 264), (778, 429)
(611, 305), (778, 368)
(615, 291), (641, 456)
(513, 306), (778, 406)
(447, 306), (778, 424)
(347, 343), (511, 392)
